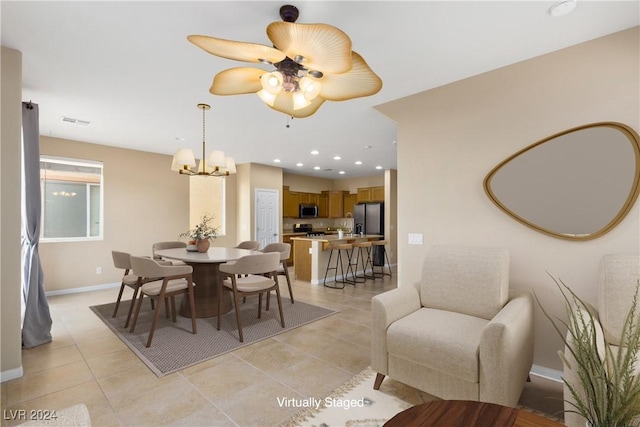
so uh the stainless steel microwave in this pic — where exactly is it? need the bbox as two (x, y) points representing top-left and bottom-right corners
(299, 203), (318, 218)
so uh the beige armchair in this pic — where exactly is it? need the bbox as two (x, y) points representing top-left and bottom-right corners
(372, 245), (533, 408)
(563, 254), (640, 427)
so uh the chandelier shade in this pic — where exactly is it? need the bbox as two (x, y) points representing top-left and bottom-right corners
(171, 103), (235, 177)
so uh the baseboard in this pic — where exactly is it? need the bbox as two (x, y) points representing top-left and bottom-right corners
(530, 364), (563, 382)
(45, 282), (120, 297)
(0, 366), (23, 383)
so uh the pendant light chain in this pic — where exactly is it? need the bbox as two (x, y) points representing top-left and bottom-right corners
(200, 104), (208, 174)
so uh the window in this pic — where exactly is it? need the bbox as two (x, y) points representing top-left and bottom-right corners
(189, 176), (225, 236)
(40, 156), (103, 241)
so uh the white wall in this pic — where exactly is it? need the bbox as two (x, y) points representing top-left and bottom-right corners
(377, 27), (640, 371)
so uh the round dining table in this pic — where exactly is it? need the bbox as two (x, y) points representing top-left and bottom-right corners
(154, 247), (260, 318)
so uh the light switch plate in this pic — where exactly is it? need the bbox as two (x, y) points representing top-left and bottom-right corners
(408, 233), (424, 245)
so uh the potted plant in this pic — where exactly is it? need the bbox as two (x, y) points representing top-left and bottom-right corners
(180, 214), (218, 252)
(537, 277), (640, 427)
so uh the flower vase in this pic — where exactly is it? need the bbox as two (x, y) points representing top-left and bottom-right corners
(196, 239), (210, 253)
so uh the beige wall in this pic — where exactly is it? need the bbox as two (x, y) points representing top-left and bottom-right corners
(39, 137), (190, 291)
(385, 169), (398, 267)
(283, 172), (385, 194)
(1, 47), (24, 380)
(332, 175), (385, 193)
(377, 27), (640, 372)
(236, 163), (284, 243)
(283, 174), (334, 194)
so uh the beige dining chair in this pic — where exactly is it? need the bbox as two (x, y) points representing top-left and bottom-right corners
(152, 241), (187, 265)
(235, 240), (260, 251)
(218, 252), (284, 342)
(111, 250), (155, 328)
(261, 243), (294, 303)
(128, 256), (197, 347)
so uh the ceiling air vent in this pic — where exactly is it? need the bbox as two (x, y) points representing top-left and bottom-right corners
(61, 116), (91, 127)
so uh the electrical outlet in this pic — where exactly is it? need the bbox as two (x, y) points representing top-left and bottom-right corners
(308, 247), (313, 254)
(96, 266), (102, 274)
(408, 233), (424, 245)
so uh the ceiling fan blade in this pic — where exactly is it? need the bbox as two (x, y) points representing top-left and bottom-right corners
(318, 52), (383, 101)
(268, 92), (325, 118)
(210, 67), (264, 95)
(188, 35), (286, 64)
(267, 22), (352, 74)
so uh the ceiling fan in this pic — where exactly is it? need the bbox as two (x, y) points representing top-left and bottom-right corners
(187, 4), (383, 118)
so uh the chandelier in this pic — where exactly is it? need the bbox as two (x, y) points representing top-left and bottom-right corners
(171, 103), (236, 177)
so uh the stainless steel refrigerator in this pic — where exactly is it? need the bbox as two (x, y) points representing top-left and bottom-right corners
(354, 203), (384, 266)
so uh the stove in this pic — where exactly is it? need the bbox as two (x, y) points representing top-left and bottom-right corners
(306, 231), (326, 237)
(293, 223), (313, 233)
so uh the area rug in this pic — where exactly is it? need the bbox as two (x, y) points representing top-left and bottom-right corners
(90, 296), (337, 377)
(280, 367), (414, 427)
(280, 368), (565, 427)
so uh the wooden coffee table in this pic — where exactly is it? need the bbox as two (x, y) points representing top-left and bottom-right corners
(384, 400), (564, 427)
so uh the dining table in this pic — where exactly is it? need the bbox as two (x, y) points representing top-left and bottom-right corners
(154, 247), (260, 318)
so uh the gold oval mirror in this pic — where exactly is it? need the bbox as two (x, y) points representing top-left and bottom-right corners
(483, 122), (640, 241)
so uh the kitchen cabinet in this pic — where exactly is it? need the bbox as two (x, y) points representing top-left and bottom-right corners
(283, 235), (295, 266)
(328, 190), (348, 218)
(283, 188), (301, 218)
(357, 187), (371, 203)
(371, 186), (385, 202)
(318, 193), (328, 218)
(357, 186), (385, 203)
(293, 239), (312, 282)
(299, 193), (312, 204)
(343, 193), (357, 216)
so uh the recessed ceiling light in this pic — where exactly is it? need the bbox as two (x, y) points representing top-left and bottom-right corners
(273, 159), (281, 163)
(376, 166), (383, 170)
(333, 156), (341, 160)
(311, 150), (319, 155)
(549, 0), (577, 17)
(175, 137), (186, 141)
(314, 166), (321, 170)
(339, 171), (345, 175)
(364, 145), (373, 149)
(355, 161), (363, 165)
(296, 162), (303, 167)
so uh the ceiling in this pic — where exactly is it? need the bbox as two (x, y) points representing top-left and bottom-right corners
(2, 1), (638, 178)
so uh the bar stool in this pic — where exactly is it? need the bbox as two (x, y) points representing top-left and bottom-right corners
(323, 243), (355, 288)
(371, 240), (392, 279)
(352, 241), (375, 282)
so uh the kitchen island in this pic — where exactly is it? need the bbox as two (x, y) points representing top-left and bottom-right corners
(290, 234), (383, 284)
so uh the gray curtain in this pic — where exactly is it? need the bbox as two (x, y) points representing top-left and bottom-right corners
(21, 101), (52, 348)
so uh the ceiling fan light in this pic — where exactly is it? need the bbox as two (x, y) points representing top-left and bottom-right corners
(293, 91), (311, 110)
(299, 77), (321, 101)
(257, 89), (277, 106)
(171, 148), (196, 171)
(260, 71), (283, 95)
(208, 149), (226, 168)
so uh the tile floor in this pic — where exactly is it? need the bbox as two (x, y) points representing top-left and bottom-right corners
(1, 269), (564, 426)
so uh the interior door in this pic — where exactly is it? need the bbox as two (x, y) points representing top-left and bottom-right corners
(255, 188), (280, 248)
